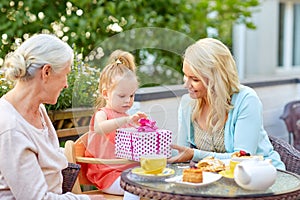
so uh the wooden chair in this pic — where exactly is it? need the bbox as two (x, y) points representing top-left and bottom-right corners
(64, 132), (136, 199)
(269, 135), (300, 175)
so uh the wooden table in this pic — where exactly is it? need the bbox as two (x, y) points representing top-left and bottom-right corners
(120, 163), (300, 200)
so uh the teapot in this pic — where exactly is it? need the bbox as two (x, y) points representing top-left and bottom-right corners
(234, 158), (277, 191)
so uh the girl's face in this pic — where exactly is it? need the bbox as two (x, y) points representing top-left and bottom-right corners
(182, 60), (207, 99)
(105, 77), (138, 113)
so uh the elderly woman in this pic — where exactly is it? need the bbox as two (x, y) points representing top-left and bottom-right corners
(0, 34), (104, 200)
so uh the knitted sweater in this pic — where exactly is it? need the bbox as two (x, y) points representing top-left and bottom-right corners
(0, 97), (89, 200)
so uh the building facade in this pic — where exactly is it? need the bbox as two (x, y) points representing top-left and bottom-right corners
(233, 0), (300, 80)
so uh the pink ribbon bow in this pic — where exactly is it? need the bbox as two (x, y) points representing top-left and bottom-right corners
(137, 118), (158, 132)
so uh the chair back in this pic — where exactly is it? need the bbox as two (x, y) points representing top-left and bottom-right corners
(64, 132), (95, 193)
(280, 100), (300, 150)
(61, 163), (81, 193)
(74, 132), (89, 157)
(74, 132), (94, 185)
(269, 135), (300, 175)
(280, 101), (300, 132)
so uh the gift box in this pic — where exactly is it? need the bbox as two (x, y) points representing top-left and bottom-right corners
(115, 119), (172, 161)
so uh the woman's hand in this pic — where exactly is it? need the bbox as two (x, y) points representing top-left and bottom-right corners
(167, 144), (194, 163)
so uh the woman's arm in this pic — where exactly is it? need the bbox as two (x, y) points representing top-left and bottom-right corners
(0, 131), (89, 200)
(230, 92), (263, 154)
(176, 94), (192, 147)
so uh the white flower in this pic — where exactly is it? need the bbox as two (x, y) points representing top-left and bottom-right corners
(108, 23), (123, 32)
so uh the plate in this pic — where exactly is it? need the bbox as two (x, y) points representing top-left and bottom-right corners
(165, 172), (222, 187)
(131, 167), (175, 178)
(219, 170), (234, 179)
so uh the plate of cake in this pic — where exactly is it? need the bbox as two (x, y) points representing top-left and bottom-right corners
(165, 169), (222, 187)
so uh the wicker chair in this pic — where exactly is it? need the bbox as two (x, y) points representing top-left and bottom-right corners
(280, 100), (300, 150)
(62, 162), (81, 193)
(269, 135), (300, 175)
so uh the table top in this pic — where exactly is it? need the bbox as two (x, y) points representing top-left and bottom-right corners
(120, 163), (300, 200)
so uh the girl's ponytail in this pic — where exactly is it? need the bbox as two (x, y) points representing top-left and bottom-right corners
(108, 50), (136, 72)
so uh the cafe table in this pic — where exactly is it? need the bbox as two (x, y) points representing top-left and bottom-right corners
(120, 163), (300, 200)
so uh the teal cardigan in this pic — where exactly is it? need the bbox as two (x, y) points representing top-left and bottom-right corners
(176, 85), (285, 170)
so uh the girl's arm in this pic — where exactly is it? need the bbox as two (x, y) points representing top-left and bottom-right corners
(94, 110), (146, 134)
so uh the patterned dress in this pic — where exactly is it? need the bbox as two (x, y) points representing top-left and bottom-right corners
(193, 121), (226, 153)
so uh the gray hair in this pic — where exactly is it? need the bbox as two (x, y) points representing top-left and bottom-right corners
(3, 34), (74, 81)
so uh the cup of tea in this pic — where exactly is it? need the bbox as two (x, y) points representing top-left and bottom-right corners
(229, 159), (240, 174)
(140, 154), (167, 174)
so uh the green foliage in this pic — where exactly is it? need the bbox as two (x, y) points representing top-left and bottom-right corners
(45, 50), (100, 111)
(0, 0), (259, 63)
(0, 70), (14, 97)
(0, 0), (260, 110)
(0, 49), (99, 111)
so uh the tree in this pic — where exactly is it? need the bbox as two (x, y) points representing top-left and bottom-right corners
(0, 0), (260, 109)
(0, 0), (259, 66)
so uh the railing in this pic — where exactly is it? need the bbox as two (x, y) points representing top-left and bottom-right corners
(50, 77), (300, 143)
(48, 107), (93, 142)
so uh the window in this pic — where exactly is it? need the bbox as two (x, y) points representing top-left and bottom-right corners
(278, 1), (300, 68)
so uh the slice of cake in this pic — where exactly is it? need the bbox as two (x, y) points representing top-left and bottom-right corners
(182, 168), (203, 183)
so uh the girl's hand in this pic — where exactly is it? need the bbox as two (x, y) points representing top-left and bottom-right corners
(129, 112), (147, 125)
(167, 144), (194, 163)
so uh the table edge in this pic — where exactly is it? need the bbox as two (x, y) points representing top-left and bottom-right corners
(120, 169), (300, 200)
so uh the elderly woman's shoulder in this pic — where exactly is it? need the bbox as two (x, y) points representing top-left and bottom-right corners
(0, 97), (18, 132)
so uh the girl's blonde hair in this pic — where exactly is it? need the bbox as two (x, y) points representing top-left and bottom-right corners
(184, 38), (240, 134)
(3, 34), (73, 81)
(95, 50), (137, 109)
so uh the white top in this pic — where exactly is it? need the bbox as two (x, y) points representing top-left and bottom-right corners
(0, 97), (89, 200)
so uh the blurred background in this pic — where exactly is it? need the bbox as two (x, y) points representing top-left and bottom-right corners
(0, 0), (261, 110)
(1, 0), (299, 144)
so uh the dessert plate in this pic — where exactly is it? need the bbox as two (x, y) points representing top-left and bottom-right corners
(131, 167), (175, 178)
(165, 172), (222, 187)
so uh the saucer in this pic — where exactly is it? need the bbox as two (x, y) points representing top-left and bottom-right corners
(131, 167), (175, 178)
(219, 170), (234, 179)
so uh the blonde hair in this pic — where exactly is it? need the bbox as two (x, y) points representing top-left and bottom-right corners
(3, 34), (73, 81)
(184, 38), (240, 134)
(95, 50), (137, 109)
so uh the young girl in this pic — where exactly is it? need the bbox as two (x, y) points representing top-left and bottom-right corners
(85, 50), (146, 198)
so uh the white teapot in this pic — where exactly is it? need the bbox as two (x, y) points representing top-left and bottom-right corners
(234, 158), (277, 191)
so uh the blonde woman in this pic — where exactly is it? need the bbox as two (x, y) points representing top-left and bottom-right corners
(169, 38), (285, 170)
